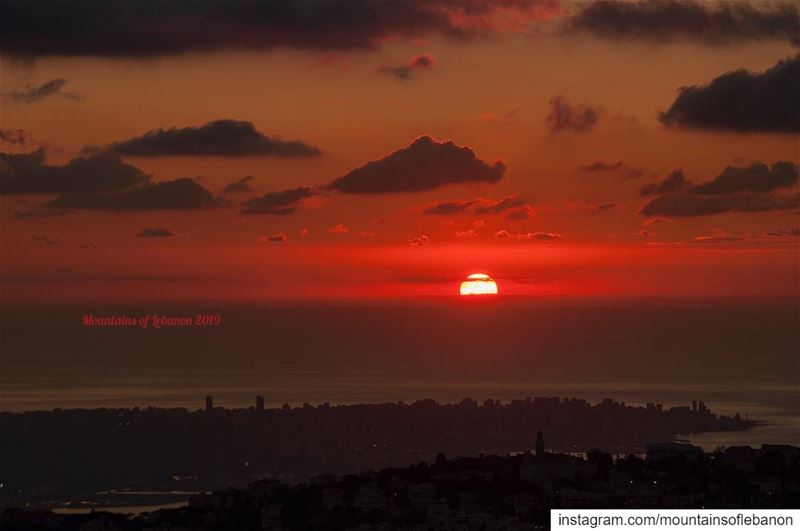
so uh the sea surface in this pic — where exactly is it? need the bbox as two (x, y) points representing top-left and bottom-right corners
(1, 298), (798, 450)
(52, 502), (188, 515)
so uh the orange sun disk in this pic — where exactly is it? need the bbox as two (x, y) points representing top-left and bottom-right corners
(459, 273), (498, 296)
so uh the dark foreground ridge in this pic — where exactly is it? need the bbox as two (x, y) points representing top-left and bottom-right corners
(3, 442), (799, 530)
(1, 397), (756, 509)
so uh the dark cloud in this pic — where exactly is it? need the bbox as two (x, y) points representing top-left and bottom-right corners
(257, 233), (288, 243)
(641, 191), (797, 217)
(494, 230), (562, 241)
(580, 160), (623, 172)
(378, 55), (435, 80)
(640, 169), (690, 195)
(45, 178), (225, 211)
(240, 186), (314, 215)
(660, 56), (800, 133)
(422, 199), (478, 215)
(329, 135), (504, 194)
(89, 120), (321, 158)
(691, 161), (798, 195)
(506, 205), (536, 221)
(546, 96), (600, 133)
(422, 196), (530, 216)
(32, 235), (56, 245)
(579, 160), (643, 179)
(136, 228), (175, 238)
(220, 176), (256, 195)
(4, 78), (83, 104)
(567, 1), (800, 46)
(566, 199), (616, 212)
(0, 0), (559, 57)
(765, 224), (800, 238)
(640, 161), (798, 217)
(530, 231), (563, 241)
(0, 149), (149, 194)
(2, 148), (224, 213)
(473, 195), (527, 214)
(643, 216), (672, 226)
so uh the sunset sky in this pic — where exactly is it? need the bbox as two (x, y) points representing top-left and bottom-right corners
(1, 0), (798, 301)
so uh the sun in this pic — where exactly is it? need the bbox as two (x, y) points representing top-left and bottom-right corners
(459, 273), (498, 296)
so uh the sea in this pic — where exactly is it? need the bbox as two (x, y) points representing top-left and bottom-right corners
(1, 298), (798, 450)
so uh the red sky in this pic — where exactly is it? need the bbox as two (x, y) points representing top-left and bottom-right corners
(1, 0), (798, 301)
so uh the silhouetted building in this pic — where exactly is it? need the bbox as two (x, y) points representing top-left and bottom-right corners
(256, 395), (264, 413)
(535, 431), (545, 457)
(205, 395), (213, 413)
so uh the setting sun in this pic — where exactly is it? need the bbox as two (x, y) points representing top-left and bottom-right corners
(459, 273), (499, 296)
